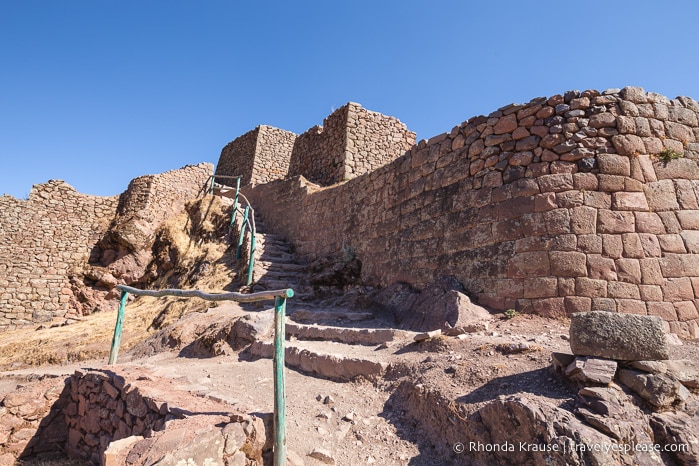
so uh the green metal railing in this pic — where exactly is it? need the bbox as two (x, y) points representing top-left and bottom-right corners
(109, 284), (293, 466)
(234, 193), (257, 287)
(206, 173), (256, 286)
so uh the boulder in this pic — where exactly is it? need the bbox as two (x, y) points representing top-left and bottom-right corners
(569, 311), (668, 360)
(374, 276), (492, 332)
(618, 369), (690, 408)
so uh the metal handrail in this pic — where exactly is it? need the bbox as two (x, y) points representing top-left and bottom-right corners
(206, 173), (257, 286)
(108, 284), (292, 466)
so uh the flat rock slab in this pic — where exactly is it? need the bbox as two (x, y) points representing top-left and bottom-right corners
(569, 311), (669, 361)
(565, 357), (617, 385)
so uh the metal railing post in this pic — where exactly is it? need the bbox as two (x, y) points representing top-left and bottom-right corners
(231, 177), (241, 225)
(236, 205), (250, 260)
(209, 174), (216, 195)
(246, 230), (256, 286)
(108, 290), (129, 365)
(273, 292), (291, 466)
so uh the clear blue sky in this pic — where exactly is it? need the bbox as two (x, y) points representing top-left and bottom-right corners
(2, 1), (698, 199)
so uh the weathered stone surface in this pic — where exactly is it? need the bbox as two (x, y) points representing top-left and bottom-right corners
(103, 435), (144, 466)
(618, 369), (690, 407)
(665, 359), (699, 388)
(650, 412), (699, 466)
(375, 276), (492, 332)
(611, 134), (645, 156)
(564, 356), (617, 384)
(576, 386), (654, 446)
(308, 448), (336, 465)
(569, 311), (669, 360)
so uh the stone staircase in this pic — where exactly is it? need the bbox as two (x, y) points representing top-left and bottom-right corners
(211, 189), (415, 380)
(248, 217), (309, 298)
(247, 305), (416, 381)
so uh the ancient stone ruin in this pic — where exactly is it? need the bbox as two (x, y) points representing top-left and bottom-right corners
(239, 87), (699, 339)
(1, 86), (699, 465)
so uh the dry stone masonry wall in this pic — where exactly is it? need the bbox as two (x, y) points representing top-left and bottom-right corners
(245, 87), (699, 338)
(0, 182), (118, 330)
(99, 163), (213, 256)
(343, 102), (417, 180)
(0, 164), (213, 329)
(216, 127), (259, 186)
(217, 103), (415, 187)
(0, 369), (265, 464)
(215, 126), (296, 186)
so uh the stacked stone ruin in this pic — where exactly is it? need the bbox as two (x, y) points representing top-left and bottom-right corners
(216, 102), (416, 187)
(0, 163), (212, 330)
(242, 87), (699, 339)
(3, 87), (699, 340)
(0, 369), (269, 464)
(553, 311), (698, 465)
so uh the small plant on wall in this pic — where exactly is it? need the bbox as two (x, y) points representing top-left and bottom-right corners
(658, 148), (683, 162)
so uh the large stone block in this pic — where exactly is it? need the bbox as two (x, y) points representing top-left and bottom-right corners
(644, 180), (680, 211)
(597, 154), (631, 176)
(550, 251), (587, 277)
(569, 311), (669, 360)
(655, 158), (699, 180)
(611, 192), (649, 211)
(597, 210), (635, 234)
(611, 134), (645, 156)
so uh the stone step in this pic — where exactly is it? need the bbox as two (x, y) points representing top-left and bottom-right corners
(253, 272), (300, 282)
(255, 252), (296, 263)
(253, 280), (300, 290)
(289, 309), (375, 324)
(253, 265), (301, 275)
(255, 241), (290, 251)
(286, 322), (413, 346)
(254, 261), (305, 272)
(248, 340), (388, 381)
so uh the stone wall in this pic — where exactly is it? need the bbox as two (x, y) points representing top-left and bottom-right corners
(0, 369), (265, 464)
(287, 102), (415, 185)
(245, 87), (699, 338)
(215, 128), (258, 186)
(215, 126), (296, 186)
(344, 103), (417, 179)
(0, 182), (118, 330)
(254, 126), (297, 184)
(0, 163), (213, 329)
(99, 163), (213, 256)
(216, 103), (415, 187)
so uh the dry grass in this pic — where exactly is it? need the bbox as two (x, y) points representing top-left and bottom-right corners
(0, 295), (207, 370)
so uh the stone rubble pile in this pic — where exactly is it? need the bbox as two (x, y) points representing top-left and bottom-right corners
(553, 311), (699, 464)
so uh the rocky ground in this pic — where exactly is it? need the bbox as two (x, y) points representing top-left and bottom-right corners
(1, 295), (696, 465)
